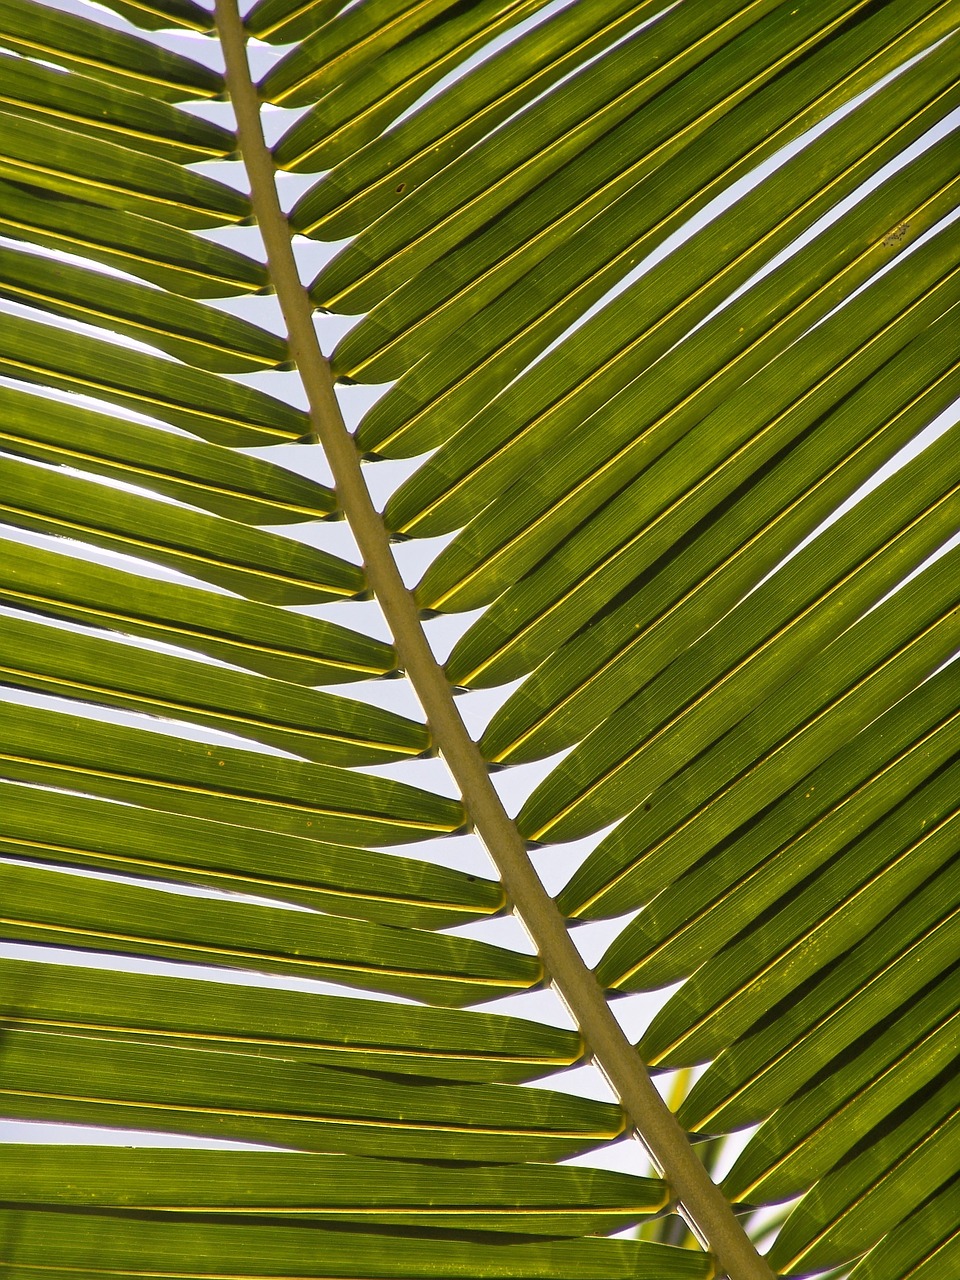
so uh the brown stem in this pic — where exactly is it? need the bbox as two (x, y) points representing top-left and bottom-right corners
(214, 5), (776, 1277)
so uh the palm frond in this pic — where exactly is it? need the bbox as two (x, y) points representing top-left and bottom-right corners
(0, 0), (957, 1276)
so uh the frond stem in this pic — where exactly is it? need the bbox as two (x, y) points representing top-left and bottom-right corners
(214, 5), (775, 1277)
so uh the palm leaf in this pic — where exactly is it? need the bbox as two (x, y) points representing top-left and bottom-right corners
(1, 1), (957, 1277)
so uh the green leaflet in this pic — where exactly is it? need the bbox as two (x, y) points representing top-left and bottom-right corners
(515, 420), (960, 844)
(722, 995), (960, 1205)
(0, 1028), (624, 1161)
(384, 125), (960, 541)
(0, 114), (248, 230)
(481, 302), (960, 769)
(0, 540), (394, 684)
(0, 311), (307, 445)
(338, 0), (954, 395)
(0, 613), (426, 766)
(0, 243), (287, 373)
(0, 860), (536, 1005)
(81, 0), (213, 32)
(446, 216), (960, 693)
(0, 1208), (711, 1278)
(0, 701), (465, 845)
(0, 454), (362, 604)
(300, 0), (786, 287)
(245, 0), (346, 45)
(0, 52), (234, 166)
(0, 385), (336, 523)
(0, 783), (499, 929)
(0, 958), (566, 1081)
(600, 726), (960, 993)
(271, 0), (548, 172)
(590, 544), (960, 986)
(638, 764), (960, 1068)
(0, 0), (222, 100)
(0, 179), (268, 298)
(562, 662), (960, 925)
(259, 0), (549, 108)
(678, 868), (960, 1132)
(417, 47), (960, 615)
(283, 0), (661, 194)
(847, 1181), (960, 1280)
(0, 1145), (667, 1236)
(770, 1101), (960, 1273)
